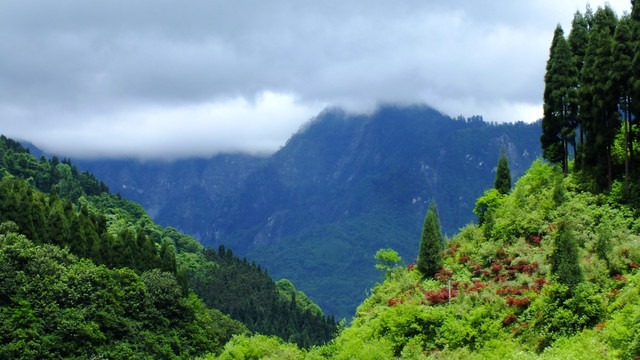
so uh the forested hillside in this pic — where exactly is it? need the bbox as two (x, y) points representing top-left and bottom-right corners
(76, 105), (542, 318)
(0, 136), (336, 358)
(202, 161), (640, 359)
(194, 3), (640, 358)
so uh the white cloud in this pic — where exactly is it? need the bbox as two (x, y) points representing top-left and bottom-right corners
(0, 0), (632, 158)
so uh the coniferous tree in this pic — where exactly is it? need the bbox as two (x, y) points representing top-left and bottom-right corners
(580, 6), (619, 189)
(494, 148), (511, 195)
(567, 11), (590, 164)
(542, 25), (579, 173)
(611, 16), (634, 195)
(631, 0), (640, 170)
(417, 200), (443, 278)
(550, 220), (583, 289)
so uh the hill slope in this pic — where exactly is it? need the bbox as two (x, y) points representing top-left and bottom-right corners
(0, 136), (335, 357)
(204, 160), (640, 359)
(77, 105), (542, 318)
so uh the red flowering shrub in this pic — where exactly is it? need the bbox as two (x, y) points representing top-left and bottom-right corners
(387, 298), (404, 307)
(612, 274), (627, 282)
(496, 287), (522, 296)
(434, 268), (453, 282)
(424, 286), (457, 304)
(458, 255), (470, 263)
(529, 235), (542, 245)
(503, 313), (517, 326)
(506, 296), (530, 308)
(630, 262), (638, 268)
(467, 280), (488, 293)
(490, 260), (503, 274)
(407, 263), (416, 271)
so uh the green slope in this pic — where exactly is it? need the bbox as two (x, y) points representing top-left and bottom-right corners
(205, 160), (640, 359)
(0, 135), (336, 357)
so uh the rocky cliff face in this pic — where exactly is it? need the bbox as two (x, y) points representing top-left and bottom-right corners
(78, 104), (542, 318)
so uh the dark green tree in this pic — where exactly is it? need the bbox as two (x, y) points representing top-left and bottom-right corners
(494, 148), (511, 195)
(580, 6), (619, 189)
(417, 200), (443, 278)
(567, 10), (590, 163)
(550, 220), (583, 289)
(611, 16), (634, 195)
(541, 25), (579, 174)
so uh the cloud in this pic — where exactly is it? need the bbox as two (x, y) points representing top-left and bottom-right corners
(0, 0), (632, 158)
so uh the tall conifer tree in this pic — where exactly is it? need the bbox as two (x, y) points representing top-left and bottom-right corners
(542, 25), (578, 174)
(494, 148), (511, 195)
(611, 16), (634, 195)
(418, 200), (443, 278)
(550, 220), (583, 289)
(568, 11), (590, 164)
(580, 6), (619, 189)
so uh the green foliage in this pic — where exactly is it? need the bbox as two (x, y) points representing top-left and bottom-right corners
(374, 248), (402, 277)
(418, 200), (443, 278)
(494, 149), (512, 195)
(182, 246), (337, 349)
(0, 233), (244, 358)
(0, 135), (335, 355)
(203, 334), (307, 360)
(550, 220), (584, 289)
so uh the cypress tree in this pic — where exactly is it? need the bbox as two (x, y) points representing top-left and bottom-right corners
(541, 25), (579, 174)
(567, 11), (590, 164)
(417, 200), (443, 278)
(611, 16), (634, 195)
(580, 6), (619, 189)
(494, 148), (512, 195)
(550, 220), (583, 289)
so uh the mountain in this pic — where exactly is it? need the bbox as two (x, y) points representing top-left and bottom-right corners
(76, 104), (542, 318)
(0, 135), (335, 357)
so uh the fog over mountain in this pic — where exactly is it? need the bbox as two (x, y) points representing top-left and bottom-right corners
(75, 105), (542, 317)
(0, 0), (630, 159)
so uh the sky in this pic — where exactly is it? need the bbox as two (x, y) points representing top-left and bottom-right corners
(0, 0), (633, 159)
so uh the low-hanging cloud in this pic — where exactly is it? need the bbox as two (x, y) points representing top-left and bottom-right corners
(0, 0), (631, 159)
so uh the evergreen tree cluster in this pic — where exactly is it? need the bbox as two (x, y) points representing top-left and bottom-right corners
(0, 177), (176, 275)
(186, 245), (337, 349)
(542, 3), (640, 195)
(0, 135), (337, 357)
(0, 231), (245, 359)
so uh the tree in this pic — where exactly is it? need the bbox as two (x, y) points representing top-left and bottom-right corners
(550, 220), (583, 289)
(567, 11), (590, 164)
(610, 16), (634, 196)
(541, 25), (579, 174)
(374, 248), (402, 278)
(417, 200), (443, 278)
(580, 6), (619, 189)
(494, 147), (511, 195)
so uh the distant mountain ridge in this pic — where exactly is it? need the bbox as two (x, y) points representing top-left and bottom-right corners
(75, 104), (542, 318)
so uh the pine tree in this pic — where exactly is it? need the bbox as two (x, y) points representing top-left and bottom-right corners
(494, 148), (511, 195)
(550, 220), (583, 289)
(611, 16), (634, 195)
(567, 11), (590, 164)
(417, 200), (443, 278)
(580, 6), (619, 189)
(541, 25), (579, 174)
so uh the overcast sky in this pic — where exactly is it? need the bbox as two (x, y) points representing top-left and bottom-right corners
(0, 1), (632, 159)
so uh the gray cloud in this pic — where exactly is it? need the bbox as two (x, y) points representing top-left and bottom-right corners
(0, 0), (631, 159)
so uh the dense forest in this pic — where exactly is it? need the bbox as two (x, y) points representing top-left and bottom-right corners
(76, 105), (542, 318)
(5, 1), (640, 358)
(541, 2), (640, 197)
(0, 135), (336, 358)
(202, 2), (640, 358)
